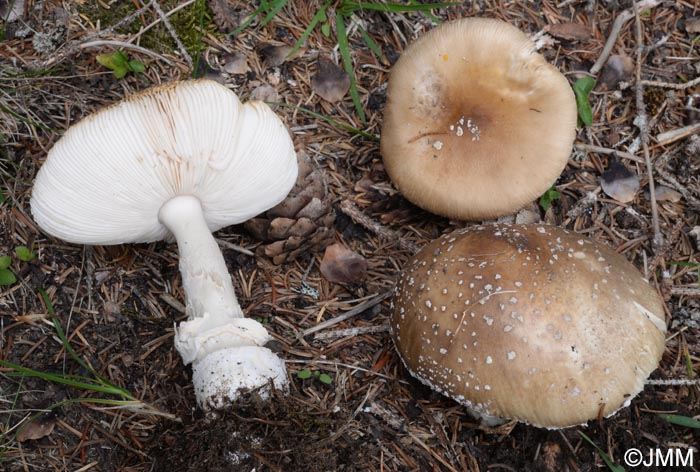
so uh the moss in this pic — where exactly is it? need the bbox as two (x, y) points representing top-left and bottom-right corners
(76, 0), (219, 68)
(75, 2), (142, 36)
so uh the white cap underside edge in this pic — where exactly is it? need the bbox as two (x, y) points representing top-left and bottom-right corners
(30, 80), (298, 245)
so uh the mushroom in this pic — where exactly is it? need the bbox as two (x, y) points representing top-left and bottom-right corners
(380, 18), (577, 220)
(30, 80), (298, 410)
(390, 224), (666, 428)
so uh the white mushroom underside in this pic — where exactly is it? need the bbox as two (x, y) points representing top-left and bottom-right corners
(31, 80), (298, 245)
(30, 80), (298, 410)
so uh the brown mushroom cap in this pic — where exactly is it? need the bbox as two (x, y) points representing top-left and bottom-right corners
(380, 18), (577, 220)
(390, 224), (666, 428)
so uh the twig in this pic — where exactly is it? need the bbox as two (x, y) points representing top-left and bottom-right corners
(159, 293), (186, 314)
(641, 33), (671, 53)
(215, 238), (255, 256)
(80, 40), (173, 65)
(670, 287), (700, 297)
(556, 0), (580, 7)
(25, 2), (153, 70)
(655, 123), (700, 146)
(589, 0), (662, 75)
(646, 378), (700, 386)
(574, 143), (643, 163)
(299, 290), (392, 338)
(130, 0), (199, 42)
(284, 359), (402, 382)
(655, 165), (700, 205)
(633, 0), (663, 253)
(149, 0), (193, 69)
(641, 76), (700, 90)
(314, 324), (390, 341)
(340, 200), (419, 254)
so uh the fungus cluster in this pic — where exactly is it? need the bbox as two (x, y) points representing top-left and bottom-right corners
(381, 18), (577, 220)
(390, 224), (666, 428)
(31, 79), (298, 410)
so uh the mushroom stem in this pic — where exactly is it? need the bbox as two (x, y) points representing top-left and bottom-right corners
(158, 195), (242, 321)
(158, 195), (272, 366)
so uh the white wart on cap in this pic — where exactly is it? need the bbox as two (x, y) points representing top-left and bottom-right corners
(391, 224), (666, 428)
(381, 18), (577, 220)
(31, 79), (297, 410)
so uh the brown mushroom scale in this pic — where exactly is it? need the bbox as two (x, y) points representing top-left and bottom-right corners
(381, 18), (577, 220)
(391, 224), (666, 428)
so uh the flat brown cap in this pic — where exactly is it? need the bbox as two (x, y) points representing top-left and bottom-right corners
(381, 18), (577, 220)
(391, 224), (666, 428)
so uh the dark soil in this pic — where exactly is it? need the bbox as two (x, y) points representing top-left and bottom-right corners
(1, 1), (699, 471)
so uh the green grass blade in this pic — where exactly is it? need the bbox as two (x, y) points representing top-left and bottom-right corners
(336, 13), (366, 123)
(258, 0), (290, 28)
(660, 414), (700, 428)
(229, 2), (269, 35)
(0, 102), (53, 132)
(37, 288), (95, 376)
(0, 360), (128, 396)
(357, 24), (387, 64)
(269, 101), (378, 141)
(408, 0), (441, 23)
(349, 1), (458, 13)
(192, 0), (208, 78)
(579, 431), (626, 472)
(37, 288), (136, 398)
(287, 3), (329, 58)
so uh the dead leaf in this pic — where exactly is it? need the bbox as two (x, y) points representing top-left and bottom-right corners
(311, 58), (350, 103)
(0, 0), (24, 22)
(600, 157), (640, 203)
(250, 84), (279, 103)
(648, 185), (683, 203)
(16, 413), (57, 442)
(354, 176), (375, 193)
(689, 226), (700, 249)
(222, 52), (248, 75)
(598, 55), (634, 91)
(546, 23), (592, 41)
(320, 244), (368, 285)
(257, 43), (293, 68)
(685, 17), (700, 34)
(208, 0), (243, 33)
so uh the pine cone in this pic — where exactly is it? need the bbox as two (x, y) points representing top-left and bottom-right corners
(245, 152), (336, 264)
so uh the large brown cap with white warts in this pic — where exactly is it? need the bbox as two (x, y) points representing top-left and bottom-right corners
(390, 224), (666, 428)
(381, 18), (577, 220)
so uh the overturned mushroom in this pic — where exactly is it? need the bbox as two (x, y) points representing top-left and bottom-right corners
(31, 80), (298, 410)
(391, 224), (666, 428)
(381, 18), (577, 220)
